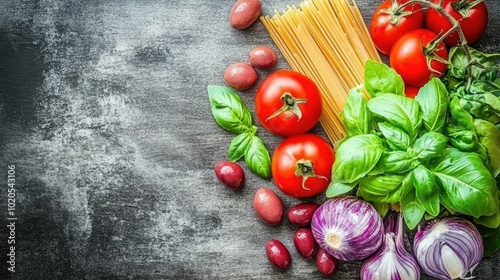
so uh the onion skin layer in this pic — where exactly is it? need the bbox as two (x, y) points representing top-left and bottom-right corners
(311, 196), (384, 261)
(413, 217), (484, 280)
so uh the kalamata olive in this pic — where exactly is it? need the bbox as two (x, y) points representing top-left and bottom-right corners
(248, 45), (278, 69)
(266, 239), (292, 271)
(229, 0), (262, 30)
(224, 62), (258, 90)
(315, 248), (338, 277)
(293, 228), (317, 259)
(214, 161), (245, 190)
(253, 188), (283, 225)
(287, 202), (320, 227)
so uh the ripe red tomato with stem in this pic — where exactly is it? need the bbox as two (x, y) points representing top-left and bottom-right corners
(426, 0), (488, 46)
(369, 0), (425, 55)
(390, 29), (449, 87)
(255, 70), (322, 137)
(271, 134), (334, 198)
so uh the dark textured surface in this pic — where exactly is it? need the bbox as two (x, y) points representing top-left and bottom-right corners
(0, 0), (499, 279)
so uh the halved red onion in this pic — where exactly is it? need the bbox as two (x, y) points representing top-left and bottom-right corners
(311, 196), (384, 261)
(361, 212), (420, 280)
(413, 217), (484, 280)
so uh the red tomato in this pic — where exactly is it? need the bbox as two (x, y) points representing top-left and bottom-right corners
(255, 70), (322, 137)
(369, 0), (424, 55)
(426, 0), (488, 46)
(405, 85), (420, 98)
(390, 29), (448, 87)
(271, 134), (334, 198)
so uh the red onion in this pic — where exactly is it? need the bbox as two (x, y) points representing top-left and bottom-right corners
(413, 217), (484, 280)
(311, 196), (384, 261)
(361, 213), (420, 280)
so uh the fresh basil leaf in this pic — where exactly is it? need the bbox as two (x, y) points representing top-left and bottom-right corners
(332, 134), (385, 183)
(447, 46), (468, 79)
(228, 132), (253, 161)
(341, 86), (372, 137)
(476, 223), (500, 257)
(378, 151), (419, 174)
(401, 192), (425, 230)
(357, 174), (404, 204)
(409, 132), (448, 160)
(378, 122), (412, 151)
(326, 180), (358, 198)
(431, 148), (499, 218)
(367, 94), (422, 139)
(415, 78), (449, 133)
(412, 165), (440, 217)
(468, 47), (500, 79)
(447, 126), (478, 152)
(372, 202), (390, 218)
(461, 92), (500, 122)
(364, 60), (405, 97)
(207, 85), (253, 134)
(244, 136), (271, 179)
(474, 209), (500, 229)
(449, 97), (475, 130)
(474, 119), (500, 177)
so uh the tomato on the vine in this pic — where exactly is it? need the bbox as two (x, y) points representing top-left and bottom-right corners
(426, 0), (488, 46)
(271, 134), (334, 198)
(405, 85), (420, 98)
(390, 29), (448, 87)
(255, 70), (322, 137)
(369, 0), (425, 55)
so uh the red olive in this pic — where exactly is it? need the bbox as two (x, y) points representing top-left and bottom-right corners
(266, 239), (292, 271)
(214, 161), (245, 190)
(253, 188), (284, 225)
(315, 248), (338, 277)
(293, 228), (316, 259)
(287, 202), (320, 227)
(248, 45), (278, 69)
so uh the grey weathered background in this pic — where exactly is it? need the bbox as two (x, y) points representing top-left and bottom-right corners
(0, 0), (499, 279)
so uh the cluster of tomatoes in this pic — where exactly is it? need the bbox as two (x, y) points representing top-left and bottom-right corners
(369, 0), (488, 97)
(255, 70), (335, 198)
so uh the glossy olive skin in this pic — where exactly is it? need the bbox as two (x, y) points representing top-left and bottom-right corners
(214, 161), (245, 190)
(287, 202), (320, 227)
(253, 188), (284, 225)
(266, 239), (292, 271)
(293, 228), (317, 259)
(248, 45), (278, 69)
(223, 62), (258, 90)
(315, 248), (338, 277)
(229, 0), (262, 30)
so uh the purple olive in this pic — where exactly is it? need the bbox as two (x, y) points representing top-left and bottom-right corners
(287, 202), (320, 227)
(293, 228), (317, 259)
(315, 248), (338, 277)
(214, 161), (245, 190)
(266, 239), (291, 271)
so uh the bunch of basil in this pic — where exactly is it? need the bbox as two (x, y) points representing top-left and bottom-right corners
(326, 60), (500, 256)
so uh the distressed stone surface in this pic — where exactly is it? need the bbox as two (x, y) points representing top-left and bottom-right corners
(0, 0), (499, 279)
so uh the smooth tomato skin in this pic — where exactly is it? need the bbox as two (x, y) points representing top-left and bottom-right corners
(271, 134), (334, 198)
(255, 70), (322, 137)
(390, 29), (448, 87)
(404, 85), (420, 98)
(369, 0), (424, 55)
(426, 0), (488, 46)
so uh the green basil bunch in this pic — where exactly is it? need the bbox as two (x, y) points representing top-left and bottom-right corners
(208, 85), (271, 179)
(326, 61), (500, 234)
(444, 46), (500, 178)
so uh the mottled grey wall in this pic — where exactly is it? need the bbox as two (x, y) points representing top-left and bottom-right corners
(0, 0), (499, 279)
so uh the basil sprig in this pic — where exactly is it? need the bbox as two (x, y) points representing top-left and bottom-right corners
(327, 61), (499, 233)
(207, 85), (271, 179)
